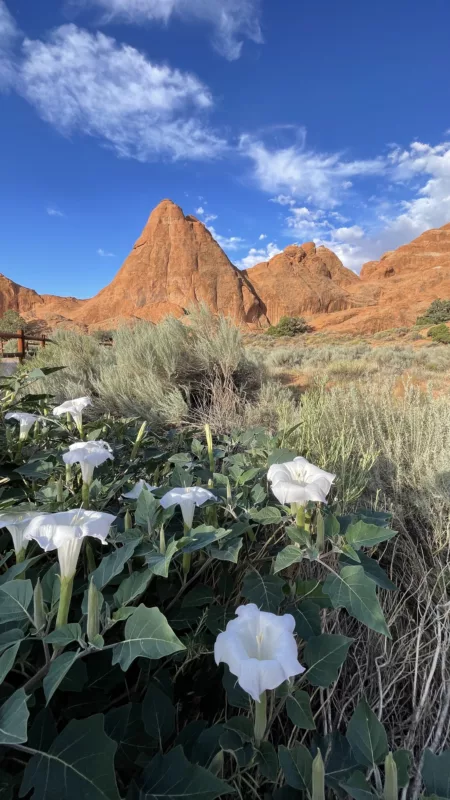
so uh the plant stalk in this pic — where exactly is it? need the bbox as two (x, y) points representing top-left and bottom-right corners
(82, 482), (90, 509)
(55, 575), (74, 629)
(254, 691), (267, 745)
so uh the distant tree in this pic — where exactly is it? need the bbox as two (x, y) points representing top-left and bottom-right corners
(427, 323), (450, 344)
(266, 316), (311, 337)
(0, 309), (27, 333)
(416, 299), (450, 326)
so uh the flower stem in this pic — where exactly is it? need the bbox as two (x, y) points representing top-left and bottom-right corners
(55, 576), (74, 629)
(182, 552), (191, 577)
(82, 482), (90, 509)
(159, 525), (166, 555)
(296, 505), (305, 528)
(254, 691), (267, 745)
(15, 548), (26, 564)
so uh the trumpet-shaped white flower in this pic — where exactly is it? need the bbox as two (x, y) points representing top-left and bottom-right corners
(122, 480), (157, 499)
(214, 603), (304, 702)
(24, 509), (116, 578)
(0, 509), (41, 556)
(53, 397), (92, 432)
(62, 440), (114, 485)
(268, 456), (335, 506)
(5, 412), (39, 440)
(160, 486), (217, 529)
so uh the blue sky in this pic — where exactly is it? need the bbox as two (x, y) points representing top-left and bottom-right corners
(1, 0), (450, 298)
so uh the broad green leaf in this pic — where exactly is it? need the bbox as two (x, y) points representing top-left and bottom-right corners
(422, 749), (450, 799)
(222, 665), (250, 710)
(181, 585), (214, 608)
(224, 716), (253, 742)
(112, 604), (185, 671)
(43, 651), (81, 705)
(238, 467), (262, 484)
(340, 551), (397, 591)
(268, 448), (297, 466)
(393, 749), (411, 788)
(104, 703), (152, 772)
(347, 699), (388, 767)
(278, 744), (313, 791)
(91, 541), (139, 590)
(322, 732), (358, 790)
(113, 569), (153, 607)
(112, 607), (136, 622)
(325, 514), (341, 540)
(323, 565), (391, 637)
(345, 520), (397, 550)
(58, 659), (87, 694)
(296, 579), (332, 608)
(135, 487), (160, 528)
(209, 538), (243, 563)
(0, 689), (29, 745)
(291, 600), (321, 639)
(286, 690), (315, 730)
(20, 713), (120, 800)
(0, 628), (24, 655)
(0, 642), (21, 685)
(341, 770), (376, 800)
(191, 724), (224, 768)
(140, 745), (233, 799)
(304, 634), (353, 687)
(219, 729), (254, 768)
(242, 572), (285, 612)
(256, 740), (278, 781)
(250, 506), (283, 525)
(145, 540), (178, 578)
(142, 682), (175, 743)
(274, 545), (304, 573)
(45, 623), (82, 646)
(0, 579), (33, 623)
(0, 555), (43, 586)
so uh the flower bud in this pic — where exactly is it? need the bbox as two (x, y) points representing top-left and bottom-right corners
(124, 509), (133, 530)
(131, 421), (147, 460)
(33, 578), (46, 632)
(87, 578), (101, 644)
(312, 750), (325, 800)
(205, 423), (214, 473)
(316, 508), (325, 551)
(384, 753), (398, 800)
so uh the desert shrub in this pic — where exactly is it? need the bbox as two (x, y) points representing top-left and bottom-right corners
(427, 322), (450, 343)
(266, 315), (311, 337)
(0, 308), (28, 333)
(417, 298), (450, 325)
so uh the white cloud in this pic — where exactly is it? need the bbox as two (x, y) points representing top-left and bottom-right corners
(195, 206), (205, 215)
(196, 206), (217, 224)
(46, 206), (65, 217)
(333, 225), (364, 242)
(236, 241), (282, 269)
(208, 225), (244, 251)
(0, 0), (19, 89)
(259, 233), (267, 240)
(83, 0), (263, 60)
(270, 194), (296, 206)
(97, 247), (115, 257)
(240, 131), (385, 208)
(18, 24), (226, 161)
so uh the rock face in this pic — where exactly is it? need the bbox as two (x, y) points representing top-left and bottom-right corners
(0, 274), (83, 328)
(72, 200), (266, 328)
(245, 242), (361, 324)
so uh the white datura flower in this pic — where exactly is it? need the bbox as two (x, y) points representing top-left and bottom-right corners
(0, 509), (41, 556)
(53, 397), (92, 432)
(62, 440), (114, 485)
(122, 480), (156, 499)
(214, 603), (305, 702)
(160, 486), (217, 529)
(268, 456), (335, 506)
(24, 509), (116, 578)
(5, 412), (39, 440)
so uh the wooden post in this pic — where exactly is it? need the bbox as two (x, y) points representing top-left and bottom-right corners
(17, 329), (25, 364)
(41, 335), (46, 349)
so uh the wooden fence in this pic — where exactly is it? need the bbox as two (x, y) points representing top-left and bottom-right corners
(0, 329), (52, 363)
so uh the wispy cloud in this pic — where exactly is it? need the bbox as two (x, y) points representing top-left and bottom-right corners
(259, 233), (267, 240)
(208, 225), (244, 252)
(97, 247), (115, 257)
(195, 205), (218, 224)
(18, 24), (226, 162)
(82, 0), (263, 60)
(0, 0), (19, 90)
(236, 241), (282, 269)
(46, 206), (65, 217)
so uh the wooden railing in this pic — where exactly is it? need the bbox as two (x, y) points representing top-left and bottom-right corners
(0, 329), (52, 363)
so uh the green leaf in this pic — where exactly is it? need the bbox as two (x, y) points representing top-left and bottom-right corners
(113, 569), (153, 607)
(393, 749), (411, 788)
(181, 585), (214, 608)
(145, 540), (178, 578)
(140, 745), (233, 799)
(322, 732), (358, 790)
(296, 579), (332, 608)
(0, 689), (29, 745)
(291, 600), (321, 639)
(135, 487), (160, 528)
(286, 690), (316, 730)
(250, 506), (283, 525)
(0, 628), (24, 655)
(340, 551), (397, 591)
(105, 703), (152, 772)
(0, 579), (33, 623)
(112, 604), (185, 671)
(142, 682), (175, 743)
(345, 520), (397, 550)
(20, 713), (120, 800)
(0, 555), (43, 586)
(242, 572), (285, 612)
(0, 641), (21, 685)
(422, 749), (450, 799)
(268, 448), (297, 466)
(220, 729), (254, 768)
(45, 623), (82, 646)
(256, 740), (278, 781)
(274, 545), (304, 573)
(43, 651), (81, 705)
(205, 606), (233, 636)
(91, 541), (139, 590)
(278, 744), (313, 791)
(208, 538), (243, 563)
(304, 634), (353, 687)
(341, 770), (376, 800)
(346, 699), (388, 767)
(323, 565), (391, 637)
(222, 665), (250, 710)
(224, 716), (253, 742)
(325, 514), (341, 540)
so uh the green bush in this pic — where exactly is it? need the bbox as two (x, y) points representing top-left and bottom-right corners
(0, 308), (28, 333)
(417, 299), (450, 326)
(427, 323), (450, 343)
(266, 315), (311, 337)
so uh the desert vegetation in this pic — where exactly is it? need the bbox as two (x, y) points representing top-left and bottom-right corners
(1, 310), (450, 798)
